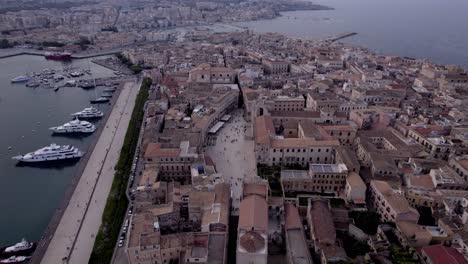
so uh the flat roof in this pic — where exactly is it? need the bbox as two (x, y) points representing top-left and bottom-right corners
(208, 121), (225, 134)
(286, 229), (313, 264)
(281, 170), (310, 180)
(207, 234), (226, 264)
(220, 114), (232, 122)
(310, 163), (347, 174)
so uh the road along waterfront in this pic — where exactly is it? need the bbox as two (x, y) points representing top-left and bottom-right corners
(38, 80), (140, 264)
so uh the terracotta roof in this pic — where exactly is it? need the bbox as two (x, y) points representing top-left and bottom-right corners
(285, 204), (302, 230)
(255, 116), (274, 146)
(408, 174), (436, 189)
(422, 244), (468, 264)
(321, 124), (357, 132)
(270, 110), (321, 118)
(371, 180), (419, 216)
(243, 182), (268, 198)
(239, 231), (265, 253)
(346, 172), (365, 188)
(456, 159), (468, 171)
(271, 138), (339, 148)
(144, 143), (180, 158)
(309, 200), (336, 245)
(239, 195), (268, 231)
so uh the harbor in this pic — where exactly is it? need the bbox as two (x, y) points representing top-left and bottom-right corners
(0, 54), (125, 250)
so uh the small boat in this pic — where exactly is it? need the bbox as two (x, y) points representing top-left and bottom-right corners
(71, 107), (104, 119)
(70, 71), (83, 77)
(26, 82), (40, 88)
(0, 256), (30, 264)
(54, 87), (59, 92)
(90, 97), (109, 104)
(0, 238), (34, 254)
(64, 80), (76, 87)
(80, 82), (95, 89)
(53, 75), (64, 82)
(44, 52), (71, 61)
(101, 92), (113, 98)
(103, 87), (116, 92)
(11, 76), (30, 83)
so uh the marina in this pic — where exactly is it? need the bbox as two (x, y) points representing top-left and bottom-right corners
(0, 54), (118, 248)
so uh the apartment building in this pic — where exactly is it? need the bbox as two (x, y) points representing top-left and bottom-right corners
(237, 183), (269, 264)
(144, 141), (199, 184)
(370, 180), (420, 223)
(255, 116), (340, 166)
(272, 95), (305, 112)
(188, 63), (236, 84)
(306, 199), (347, 263)
(281, 163), (348, 194)
(262, 58), (289, 74)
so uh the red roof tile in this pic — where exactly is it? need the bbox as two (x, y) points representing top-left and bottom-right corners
(422, 245), (468, 264)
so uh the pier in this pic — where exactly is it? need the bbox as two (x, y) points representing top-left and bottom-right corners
(0, 49), (122, 60)
(322, 32), (358, 43)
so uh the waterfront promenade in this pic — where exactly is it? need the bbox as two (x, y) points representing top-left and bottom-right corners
(39, 81), (140, 264)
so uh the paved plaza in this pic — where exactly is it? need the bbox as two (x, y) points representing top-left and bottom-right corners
(206, 109), (257, 214)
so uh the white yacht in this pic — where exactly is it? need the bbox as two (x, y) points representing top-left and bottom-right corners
(71, 107), (104, 119)
(12, 144), (84, 163)
(0, 256), (30, 264)
(50, 118), (96, 134)
(10, 76), (30, 83)
(3, 239), (34, 253)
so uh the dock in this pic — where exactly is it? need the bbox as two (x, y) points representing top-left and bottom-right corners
(0, 49), (121, 60)
(321, 32), (358, 43)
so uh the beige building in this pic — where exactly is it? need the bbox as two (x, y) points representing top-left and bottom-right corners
(322, 125), (357, 147)
(281, 163), (348, 194)
(370, 180), (420, 223)
(237, 183), (269, 264)
(188, 63), (236, 84)
(345, 172), (366, 205)
(449, 156), (468, 182)
(284, 203), (313, 264)
(407, 126), (454, 160)
(272, 95), (305, 112)
(306, 199), (347, 263)
(144, 141), (199, 184)
(255, 116), (340, 166)
(127, 183), (230, 264)
(262, 58), (289, 74)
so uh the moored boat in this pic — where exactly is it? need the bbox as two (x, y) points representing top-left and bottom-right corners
(50, 118), (96, 134)
(44, 52), (72, 61)
(90, 97), (109, 104)
(11, 76), (30, 83)
(12, 144), (84, 163)
(0, 256), (30, 264)
(71, 107), (104, 119)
